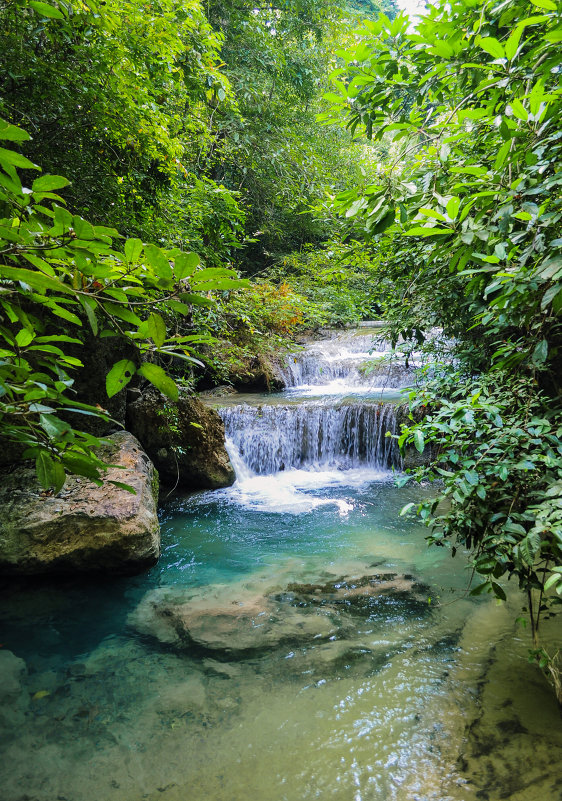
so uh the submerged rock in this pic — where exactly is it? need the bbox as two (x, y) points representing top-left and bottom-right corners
(129, 570), (431, 660)
(0, 650), (26, 698)
(129, 585), (337, 657)
(127, 391), (235, 489)
(0, 650), (29, 733)
(282, 572), (432, 617)
(0, 432), (160, 576)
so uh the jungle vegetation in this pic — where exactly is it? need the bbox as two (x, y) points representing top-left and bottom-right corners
(1, 0), (561, 697)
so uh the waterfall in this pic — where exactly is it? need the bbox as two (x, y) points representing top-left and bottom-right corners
(219, 401), (400, 475)
(278, 327), (414, 389)
(210, 325), (409, 481)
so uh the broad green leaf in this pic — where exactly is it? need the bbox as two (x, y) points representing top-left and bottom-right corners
(147, 313), (166, 347)
(174, 251), (200, 279)
(50, 303), (82, 325)
(532, 338), (548, 365)
(413, 429), (425, 453)
(419, 208), (448, 222)
(40, 414), (72, 439)
(138, 362), (178, 401)
(541, 284), (561, 311)
(545, 26), (562, 42)
(470, 581), (490, 596)
(124, 238), (143, 263)
(32, 175), (70, 192)
(504, 26), (524, 60)
(477, 37), (505, 59)
(404, 227), (452, 237)
(491, 582), (507, 601)
(494, 141), (511, 171)
(72, 216), (96, 240)
(106, 359), (136, 398)
(36, 451), (65, 493)
(80, 297), (99, 335)
(145, 244), (173, 283)
(178, 293), (215, 307)
(0, 120), (31, 142)
(346, 198), (367, 218)
(15, 329), (35, 347)
(108, 480), (137, 494)
(520, 532), (540, 566)
(103, 302), (142, 326)
(370, 209), (395, 234)
(28, 0), (65, 17)
(509, 98), (528, 121)
(545, 573), (562, 591)
(399, 502), (416, 516)
(0, 266), (73, 294)
(428, 40), (454, 58)
(62, 453), (103, 481)
(531, 0), (556, 9)
(53, 205), (73, 228)
(446, 196), (460, 219)
(529, 80), (546, 115)
(0, 146), (39, 171)
(167, 301), (190, 315)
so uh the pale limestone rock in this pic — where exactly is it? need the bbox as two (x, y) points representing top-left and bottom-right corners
(0, 432), (160, 575)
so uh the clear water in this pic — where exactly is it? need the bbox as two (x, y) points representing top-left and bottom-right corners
(1, 330), (561, 801)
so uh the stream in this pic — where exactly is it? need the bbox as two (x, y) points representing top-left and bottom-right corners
(1, 326), (561, 801)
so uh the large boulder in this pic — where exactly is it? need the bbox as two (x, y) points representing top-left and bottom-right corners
(0, 432), (160, 576)
(126, 391), (235, 489)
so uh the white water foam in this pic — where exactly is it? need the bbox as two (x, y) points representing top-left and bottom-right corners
(223, 438), (393, 515)
(217, 326), (407, 514)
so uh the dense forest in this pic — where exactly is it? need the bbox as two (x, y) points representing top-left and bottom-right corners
(1, 0), (562, 708)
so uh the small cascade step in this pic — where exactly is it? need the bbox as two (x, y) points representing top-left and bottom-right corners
(219, 401), (400, 475)
(279, 328), (413, 388)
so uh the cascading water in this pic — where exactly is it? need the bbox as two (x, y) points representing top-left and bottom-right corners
(277, 325), (415, 391)
(217, 324), (404, 480)
(220, 401), (400, 473)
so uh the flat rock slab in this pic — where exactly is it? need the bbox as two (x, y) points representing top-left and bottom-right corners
(130, 570), (431, 659)
(0, 432), (160, 576)
(129, 584), (338, 658)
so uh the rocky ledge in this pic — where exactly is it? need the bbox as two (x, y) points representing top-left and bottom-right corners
(127, 391), (235, 489)
(0, 432), (160, 576)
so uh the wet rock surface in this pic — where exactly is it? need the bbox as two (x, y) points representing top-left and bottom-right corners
(127, 391), (235, 489)
(0, 432), (160, 576)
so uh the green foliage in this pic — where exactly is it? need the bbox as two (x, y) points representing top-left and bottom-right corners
(271, 239), (384, 327)
(0, 122), (244, 491)
(331, 0), (562, 695)
(397, 370), (562, 604)
(205, 0), (390, 267)
(0, 0), (244, 251)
